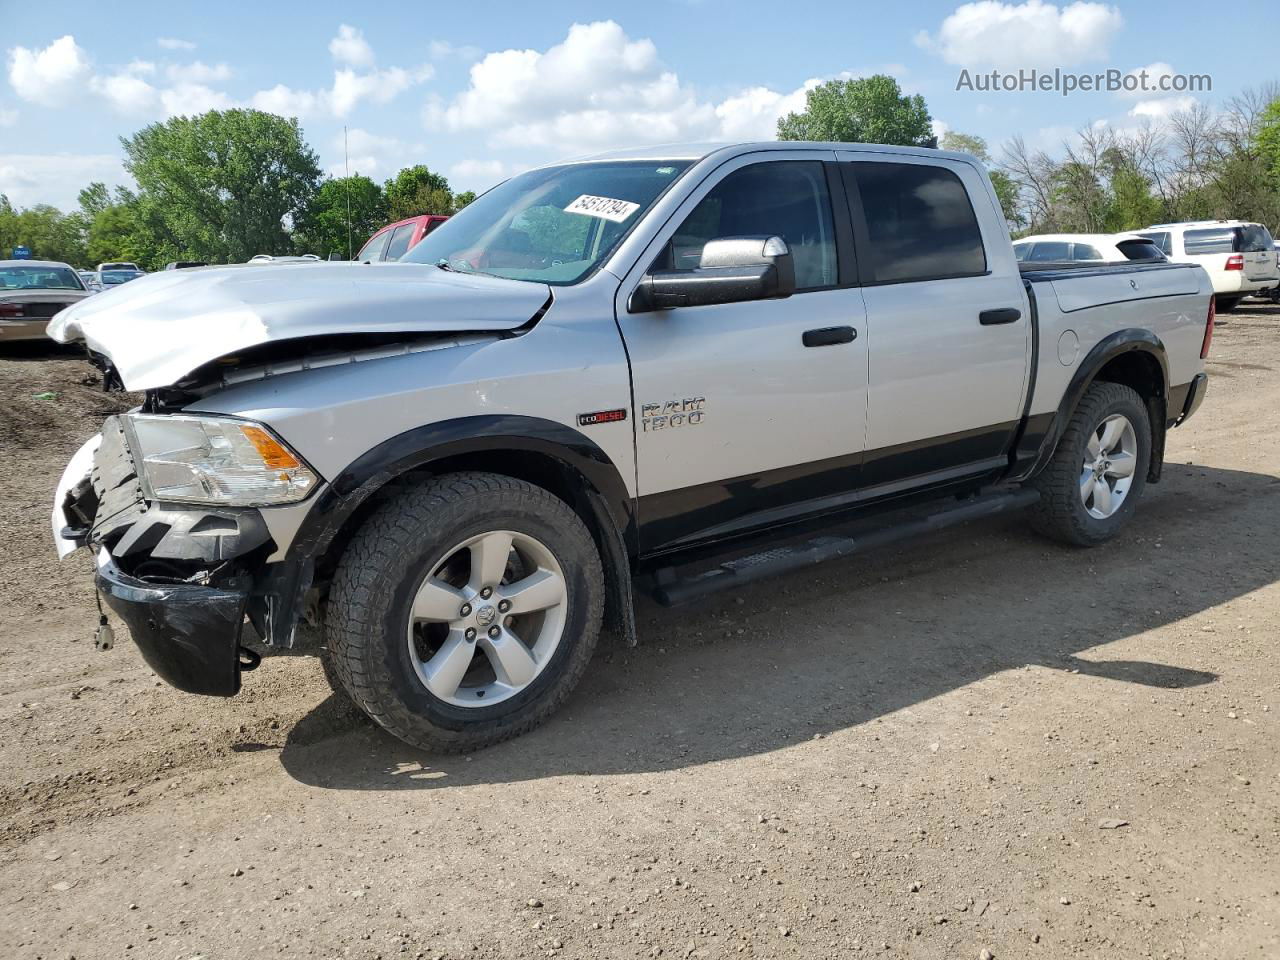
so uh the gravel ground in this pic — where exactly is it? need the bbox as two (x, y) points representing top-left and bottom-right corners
(1, 310), (1278, 960)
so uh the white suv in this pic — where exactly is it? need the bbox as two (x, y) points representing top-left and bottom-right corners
(1137, 221), (1277, 311)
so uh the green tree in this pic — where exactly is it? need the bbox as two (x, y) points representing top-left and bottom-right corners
(1250, 97), (1280, 179)
(86, 202), (146, 266)
(77, 182), (112, 219)
(384, 165), (454, 220)
(777, 75), (933, 146)
(453, 190), (477, 210)
(0, 201), (88, 264)
(297, 175), (388, 259)
(121, 108), (322, 263)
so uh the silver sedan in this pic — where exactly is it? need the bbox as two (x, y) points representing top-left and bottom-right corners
(0, 260), (93, 342)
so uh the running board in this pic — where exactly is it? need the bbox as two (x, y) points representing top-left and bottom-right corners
(650, 487), (1040, 607)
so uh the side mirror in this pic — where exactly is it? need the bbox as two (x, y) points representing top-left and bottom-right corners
(630, 235), (796, 312)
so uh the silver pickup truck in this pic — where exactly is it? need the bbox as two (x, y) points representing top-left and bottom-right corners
(49, 141), (1213, 752)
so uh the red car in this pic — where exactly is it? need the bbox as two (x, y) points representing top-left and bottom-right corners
(357, 214), (450, 262)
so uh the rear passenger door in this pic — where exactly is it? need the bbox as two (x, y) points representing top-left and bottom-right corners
(837, 153), (1029, 489)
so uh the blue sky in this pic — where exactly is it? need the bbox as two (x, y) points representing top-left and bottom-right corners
(0, 0), (1269, 209)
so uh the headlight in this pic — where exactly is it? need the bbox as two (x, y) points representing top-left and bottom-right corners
(123, 414), (319, 506)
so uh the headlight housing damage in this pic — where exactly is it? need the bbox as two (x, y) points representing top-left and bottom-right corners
(124, 414), (319, 506)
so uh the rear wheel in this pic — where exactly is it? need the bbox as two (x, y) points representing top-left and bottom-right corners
(325, 472), (604, 752)
(1030, 382), (1151, 546)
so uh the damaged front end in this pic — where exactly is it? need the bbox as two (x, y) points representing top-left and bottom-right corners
(54, 415), (310, 696)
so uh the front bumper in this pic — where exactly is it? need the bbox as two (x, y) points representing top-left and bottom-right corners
(96, 557), (251, 696)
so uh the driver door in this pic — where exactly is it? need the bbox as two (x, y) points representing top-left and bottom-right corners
(614, 152), (869, 555)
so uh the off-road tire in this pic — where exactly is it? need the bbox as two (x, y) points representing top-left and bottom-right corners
(325, 472), (604, 752)
(1030, 382), (1151, 547)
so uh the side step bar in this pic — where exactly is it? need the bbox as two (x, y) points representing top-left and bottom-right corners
(651, 487), (1040, 607)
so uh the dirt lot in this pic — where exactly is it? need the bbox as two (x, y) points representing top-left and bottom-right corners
(1, 312), (1278, 960)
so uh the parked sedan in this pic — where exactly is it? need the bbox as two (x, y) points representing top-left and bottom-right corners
(96, 268), (145, 288)
(0, 260), (93, 342)
(1013, 233), (1168, 263)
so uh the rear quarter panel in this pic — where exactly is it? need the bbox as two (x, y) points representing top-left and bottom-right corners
(1027, 263), (1211, 417)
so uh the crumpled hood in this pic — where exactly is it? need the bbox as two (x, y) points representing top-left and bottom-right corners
(48, 262), (551, 390)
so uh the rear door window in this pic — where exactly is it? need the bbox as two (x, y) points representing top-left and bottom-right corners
(358, 229), (391, 262)
(385, 223), (417, 260)
(1183, 228), (1238, 255)
(1072, 243), (1104, 261)
(1116, 239), (1166, 261)
(1027, 241), (1071, 261)
(851, 162), (986, 283)
(1239, 224), (1272, 252)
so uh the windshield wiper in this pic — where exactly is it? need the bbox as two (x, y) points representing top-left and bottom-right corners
(434, 259), (456, 272)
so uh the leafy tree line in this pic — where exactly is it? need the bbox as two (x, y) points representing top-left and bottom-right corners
(998, 86), (1280, 235)
(0, 109), (477, 269)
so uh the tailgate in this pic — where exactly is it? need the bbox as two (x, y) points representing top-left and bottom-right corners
(1049, 265), (1202, 314)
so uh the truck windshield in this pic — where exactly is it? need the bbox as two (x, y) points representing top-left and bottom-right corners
(401, 160), (693, 284)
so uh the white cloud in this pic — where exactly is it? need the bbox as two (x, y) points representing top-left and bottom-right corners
(429, 40), (483, 61)
(165, 60), (231, 84)
(916, 1), (1124, 70)
(329, 24), (375, 68)
(157, 37), (196, 51)
(90, 64), (159, 114)
(159, 83), (235, 118)
(331, 128), (409, 176)
(1120, 62), (1175, 96)
(428, 21), (736, 154)
(0, 152), (127, 209)
(449, 158), (509, 184)
(1130, 95), (1196, 118)
(257, 64), (432, 121)
(7, 35), (92, 106)
(428, 21), (898, 157)
(330, 65), (430, 117)
(250, 84), (321, 118)
(714, 82), (814, 141)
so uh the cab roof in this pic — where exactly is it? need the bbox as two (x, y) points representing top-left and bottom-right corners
(562, 140), (977, 167)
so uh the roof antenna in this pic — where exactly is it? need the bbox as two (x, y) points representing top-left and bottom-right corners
(344, 125), (353, 260)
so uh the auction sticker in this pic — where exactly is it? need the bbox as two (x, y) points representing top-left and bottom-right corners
(564, 194), (641, 223)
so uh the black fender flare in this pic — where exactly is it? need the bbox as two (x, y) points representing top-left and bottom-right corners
(249, 415), (636, 647)
(1020, 329), (1169, 482)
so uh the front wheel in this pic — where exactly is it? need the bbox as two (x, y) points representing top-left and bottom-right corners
(1029, 382), (1151, 546)
(325, 472), (604, 752)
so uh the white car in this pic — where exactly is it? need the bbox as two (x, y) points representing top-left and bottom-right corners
(1013, 233), (1167, 264)
(1136, 221), (1278, 311)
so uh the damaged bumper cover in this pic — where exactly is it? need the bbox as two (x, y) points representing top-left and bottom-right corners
(54, 419), (286, 696)
(96, 557), (253, 696)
